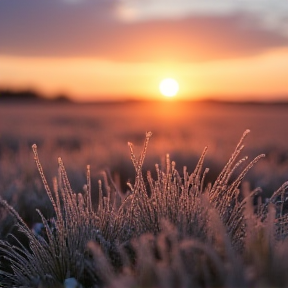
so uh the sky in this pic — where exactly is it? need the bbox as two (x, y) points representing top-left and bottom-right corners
(0, 0), (287, 102)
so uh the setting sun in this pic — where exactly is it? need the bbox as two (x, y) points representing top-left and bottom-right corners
(159, 78), (179, 97)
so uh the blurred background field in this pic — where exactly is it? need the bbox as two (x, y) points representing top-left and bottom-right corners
(1, 0), (288, 232)
(1, 101), (288, 230)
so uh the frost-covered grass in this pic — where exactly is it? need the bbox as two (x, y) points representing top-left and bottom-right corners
(1, 130), (288, 287)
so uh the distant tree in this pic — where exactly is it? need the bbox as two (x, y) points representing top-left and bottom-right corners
(0, 89), (42, 102)
(0, 89), (72, 103)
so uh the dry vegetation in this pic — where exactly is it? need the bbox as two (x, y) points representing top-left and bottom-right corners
(1, 128), (288, 287)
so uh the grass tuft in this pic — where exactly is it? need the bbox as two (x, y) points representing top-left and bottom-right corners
(1, 130), (288, 287)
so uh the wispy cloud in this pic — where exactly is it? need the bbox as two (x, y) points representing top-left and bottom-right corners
(116, 0), (288, 36)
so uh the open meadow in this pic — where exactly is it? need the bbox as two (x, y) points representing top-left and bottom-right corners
(1, 100), (288, 287)
(1, 101), (288, 199)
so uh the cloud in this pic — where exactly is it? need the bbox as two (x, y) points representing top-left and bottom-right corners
(0, 0), (287, 62)
(116, 0), (288, 37)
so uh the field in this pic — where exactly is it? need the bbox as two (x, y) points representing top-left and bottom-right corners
(1, 101), (288, 287)
(1, 101), (288, 197)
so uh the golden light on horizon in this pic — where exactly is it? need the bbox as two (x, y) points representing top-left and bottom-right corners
(159, 78), (179, 98)
(0, 47), (287, 102)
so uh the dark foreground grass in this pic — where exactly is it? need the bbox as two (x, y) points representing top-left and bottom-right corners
(1, 130), (288, 288)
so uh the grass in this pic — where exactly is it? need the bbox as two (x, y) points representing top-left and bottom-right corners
(1, 130), (288, 287)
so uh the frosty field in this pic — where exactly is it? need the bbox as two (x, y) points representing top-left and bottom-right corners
(1, 100), (288, 287)
(1, 101), (288, 197)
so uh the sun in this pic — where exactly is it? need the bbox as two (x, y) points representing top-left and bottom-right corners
(159, 78), (179, 97)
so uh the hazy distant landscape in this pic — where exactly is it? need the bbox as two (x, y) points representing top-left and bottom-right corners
(1, 97), (288, 202)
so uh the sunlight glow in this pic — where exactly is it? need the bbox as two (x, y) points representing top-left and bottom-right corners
(1, 47), (287, 101)
(159, 78), (179, 97)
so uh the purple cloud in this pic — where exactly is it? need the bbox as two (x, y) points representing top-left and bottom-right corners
(0, 0), (287, 62)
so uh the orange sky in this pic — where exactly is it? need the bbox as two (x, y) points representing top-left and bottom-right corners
(0, 0), (287, 102)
